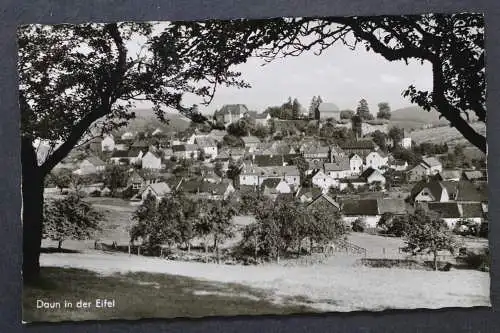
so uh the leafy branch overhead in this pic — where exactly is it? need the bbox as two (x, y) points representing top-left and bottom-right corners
(166, 14), (485, 152)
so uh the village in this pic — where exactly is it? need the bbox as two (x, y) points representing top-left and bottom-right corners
(41, 97), (488, 268)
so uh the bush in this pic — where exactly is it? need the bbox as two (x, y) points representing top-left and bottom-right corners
(352, 218), (367, 232)
(462, 250), (490, 271)
(89, 190), (101, 197)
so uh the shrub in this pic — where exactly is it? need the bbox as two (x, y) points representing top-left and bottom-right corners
(352, 218), (367, 232)
(89, 190), (101, 197)
(462, 250), (490, 271)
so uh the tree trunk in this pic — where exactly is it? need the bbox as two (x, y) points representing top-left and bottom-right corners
(214, 235), (220, 264)
(187, 241), (191, 253)
(22, 138), (45, 284)
(58, 240), (63, 251)
(433, 250), (438, 271)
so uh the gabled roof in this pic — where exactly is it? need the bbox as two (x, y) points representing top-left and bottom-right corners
(308, 160), (325, 170)
(456, 180), (488, 202)
(461, 203), (485, 218)
(307, 193), (340, 210)
(261, 178), (282, 189)
(463, 170), (484, 181)
(128, 147), (145, 157)
(426, 202), (461, 218)
(145, 182), (171, 196)
(143, 151), (161, 159)
(376, 198), (407, 215)
(361, 168), (383, 180)
(128, 171), (145, 183)
(296, 187), (323, 201)
(439, 169), (461, 180)
(217, 104), (249, 116)
(304, 146), (330, 155)
(410, 180), (446, 201)
(195, 137), (217, 147)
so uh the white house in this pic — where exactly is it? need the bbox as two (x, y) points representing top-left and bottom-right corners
(364, 151), (389, 171)
(423, 202), (486, 229)
(389, 159), (408, 171)
(422, 156), (443, 175)
(410, 181), (450, 202)
(195, 137), (218, 159)
(261, 179), (292, 195)
(254, 112), (272, 126)
(172, 144), (200, 160)
(361, 168), (386, 185)
(77, 157), (106, 175)
(401, 137), (412, 149)
(101, 135), (115, 152)
(323, 158), (351, 179)
(141, 182), (171, 202)
(239, 165), (300, 188)
(311, 170), (338, 192)
(241, 136), (261, 152)
(341, 198), (406, 229)
(141, 151), (162, 170)
(349, 154), (364, 175)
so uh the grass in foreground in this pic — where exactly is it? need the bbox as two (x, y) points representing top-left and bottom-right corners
(23, 267), (315, 323)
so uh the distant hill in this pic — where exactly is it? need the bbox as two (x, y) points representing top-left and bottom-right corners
(124, 108), (191, 134)
(390, 106), (449, 130)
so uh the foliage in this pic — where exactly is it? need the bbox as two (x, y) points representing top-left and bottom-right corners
(392, 147), (421, 166)
(48, 169), (73, 192)
(340, 109), (355, 119)
(223, 134), (244, 147)
(351, 115), (363, 138)
(292, 98), (302, 119)
(377, 213), (408, 236)
(356, 99), (373, 120)
(402, 208), (456, 270)
(103, 165), (128, 194)
(453, 218), (480, 236)
(308, 96), (323, 117)
(250, 124), (269, 140)
(291, 156), (309, 186)
(214, 161), (224, 178)
(376, 102), (391, 120)
(43, 194), (104, 249)
(412, 142), (448, 155)
(352, 218), (367, 232)
(371, 130), (388, 152)
(264, 106), (282, 119)
(388, 126), (405, 146)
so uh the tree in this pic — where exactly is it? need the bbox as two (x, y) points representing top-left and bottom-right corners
(377, 213), (408, 236)
(356, 98), (372, 120)
(214, 161), (224, 178)
(292, 98), (302, 119)
(308, 96), (318, 117)
(351, 115), (363, 138)
(402, 208), (456, 271)
(103, 165), (128, 195)
(43, 194), (104, 250)
(251, 124), (269, 140)
(265, 106), (282, 119)
(371, 130), (388, 152)
(19, 22), (255, 281)
(130, 194), (160, 250)
(377, 102), (391, 120)
(48, 169), (73, 193)
(340, 109), (355, 120)
(291, 156), (309, 186)
(388, 126), (405, 147)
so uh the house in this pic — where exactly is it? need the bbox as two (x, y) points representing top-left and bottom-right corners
(141, 182), (172, 201)
(410, 180), (450, 202)
(437, 170), (461, 182)
(195, 137), (218, 159)
(295, 187), (323, 203)
(239, 165), (300, 188)
(455, 180), (488, 203)
(349, 153), (364, 175)
(338, 177), (367, 191)
(228, 148), (246, 160)
(206, 129), (227, 143)
(422, 156), (443, 175)
(172, 144), (200, 160)
(421, 202), (486, 229)
(401, 137), (412, 149)
(101, 135), (115, 152)
(241, 136), (261, 152)
(253, 112), (272, 126)
(323, 158), (351, 179)
(261, 178), (292, 195)
(315, 102), (341, 120)
(407, 163), (429, 183)
(110, 150), (130, 165)
(179, 180), (235, 200)
(364, 151), (389, 171)
(361, 168), (386, 185)
(341, 198), (406, 228)
(77, 157), (106, 175)
(303, 145), (330, 162)
(141, 151), (162, 170)
(128, 147), (146, 165)
(311, 170), (338, 192)
(306, 193), (340, 214)
(389, 159), (408, 171)
(213, 104), (248, 126)
(127, 171), (145, 190)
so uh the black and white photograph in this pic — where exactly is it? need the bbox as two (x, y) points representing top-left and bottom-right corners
(20, 13), (489, 323)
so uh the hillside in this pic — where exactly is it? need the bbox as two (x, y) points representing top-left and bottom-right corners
(123, 108), (191, 133)
(390, 106), (449, 130)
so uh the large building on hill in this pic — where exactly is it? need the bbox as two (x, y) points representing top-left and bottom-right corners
(213, 104), (248, 126)
(315, 102), (341, 120)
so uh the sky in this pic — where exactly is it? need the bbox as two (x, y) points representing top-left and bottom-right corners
(130, 23), (434, 116)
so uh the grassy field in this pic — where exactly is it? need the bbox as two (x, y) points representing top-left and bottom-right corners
(24, 267), (313, 323)
(409, 122), (486, 146)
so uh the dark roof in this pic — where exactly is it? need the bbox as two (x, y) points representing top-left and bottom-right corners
(427, 202), (461, 218)
(324, 158), (350, 172)
(132, 139), (149, 148)
(307, 193), (340, 210)
(128, 147), (145, 157)
(342, 199), (379, 216)
(254, 155), (283, 167)
(410, 180), (446, 201)
(461, 203), (484, 218)
(283, 154), (301, 164)
(339, 140), (376, 150)
(361, 168), (377, 179)
(377, 199), (407, 215)
(275, 193), (295, 204)
(463, 170), (484, 181)
(217, 104), (249, 116)
(456, 181), (488, 202)
(261, 178), (282, 189)
(111, 150), (129, 158)
(296, 187), (323, 200)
